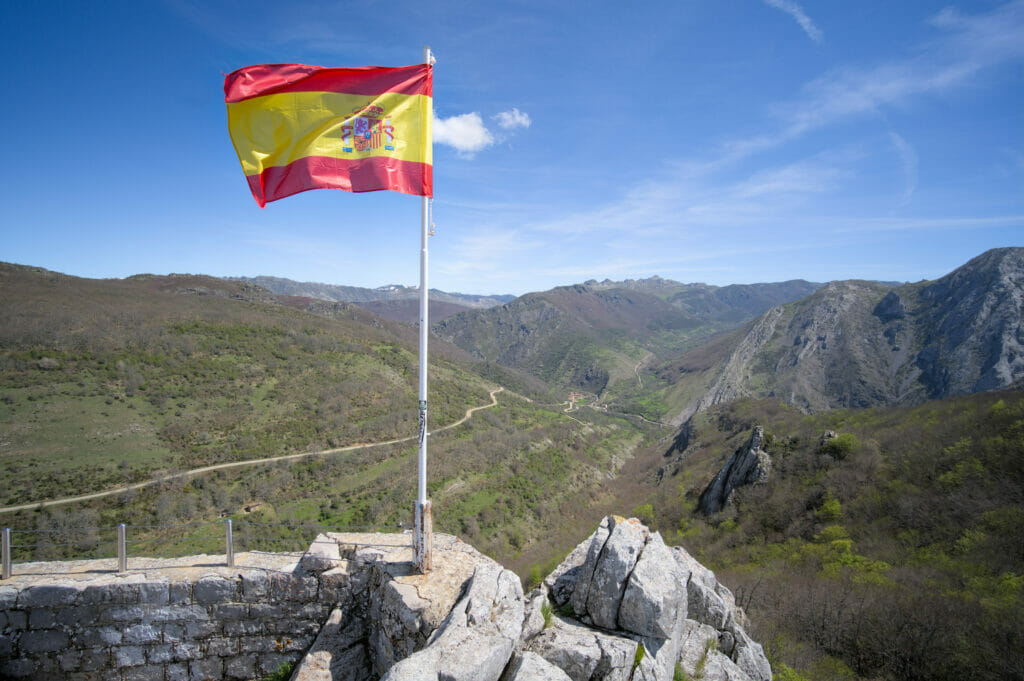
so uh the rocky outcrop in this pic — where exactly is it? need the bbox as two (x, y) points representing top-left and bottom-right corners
(1, 520), (770, 681)
(534, 516), (771, 681)
(381, 563), (524, 681)
(698, 427), (771, 515)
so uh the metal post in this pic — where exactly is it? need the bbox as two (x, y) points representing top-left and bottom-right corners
(117, 523), (127, 573)
(2, 528), (11, 580)
(415, 44), (435, 574)
(225, 519), (235, 568)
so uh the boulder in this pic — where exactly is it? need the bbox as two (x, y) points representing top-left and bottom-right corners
(501, 651), (573, 681)
(619, 532), (685, 638)
(525, 615), (637, 681)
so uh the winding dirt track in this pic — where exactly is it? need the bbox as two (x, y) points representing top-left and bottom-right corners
(0, 388), (504, 515)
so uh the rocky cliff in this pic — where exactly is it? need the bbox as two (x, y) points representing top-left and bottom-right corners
(699, 247), (1024, 413)
(698, 427), (771, 515)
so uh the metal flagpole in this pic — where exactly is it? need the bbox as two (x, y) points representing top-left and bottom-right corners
(415, 45), (435, 573)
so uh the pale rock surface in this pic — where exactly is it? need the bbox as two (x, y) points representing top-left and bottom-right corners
(525, 615), (637, 681)
(501, 651), (573, 681)
(301, 533), (346, 573)
(574, 516), (647, 629)
(619, 531), (685, 638)
(568, 517), (611, 615)
(520, 587), (548, 645)
(381, 562), (524, 681)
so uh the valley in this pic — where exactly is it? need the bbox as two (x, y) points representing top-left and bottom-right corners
(1, 248), (1022, 681)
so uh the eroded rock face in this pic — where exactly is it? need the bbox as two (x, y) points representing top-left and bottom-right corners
(619, 532), (686, 639)
(526, 615), (638, 681)
(381, 563), (524, 681)
(534, 517), (772, 681)
(573, 516), (648, 629)
(698, 426), (771, 515)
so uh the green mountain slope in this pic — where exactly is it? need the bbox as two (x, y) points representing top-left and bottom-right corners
(433, 279), (821, 410)
(0, 262), (664, 571)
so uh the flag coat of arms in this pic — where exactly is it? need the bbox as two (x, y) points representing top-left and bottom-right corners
(225, 63), (433, 207)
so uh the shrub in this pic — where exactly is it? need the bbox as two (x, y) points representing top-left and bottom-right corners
(821, 433), (858, 458)
(633, 502), (655, 526)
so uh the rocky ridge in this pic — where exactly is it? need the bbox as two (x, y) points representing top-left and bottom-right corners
(697, 427), (771, 515)
(698, 247), (1024, 413)
(293, 517), (771, 681)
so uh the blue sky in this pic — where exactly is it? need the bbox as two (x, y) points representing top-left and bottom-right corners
(1, 1), (1021, 295)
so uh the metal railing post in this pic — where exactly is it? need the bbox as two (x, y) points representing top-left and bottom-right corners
(2, 528), (11, 580)
(225, 519), (235, 567)
(117, 524), (127, 573)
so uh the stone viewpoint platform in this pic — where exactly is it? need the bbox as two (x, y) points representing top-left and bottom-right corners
(0, 519), (772, 681)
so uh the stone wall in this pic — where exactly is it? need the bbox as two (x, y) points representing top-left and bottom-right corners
(0, 532), (497, 681)
(0, 551), (343, 681)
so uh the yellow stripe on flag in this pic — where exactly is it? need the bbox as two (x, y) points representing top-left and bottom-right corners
(227, 91), (432, 176)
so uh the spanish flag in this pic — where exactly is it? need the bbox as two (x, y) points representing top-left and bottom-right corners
(225, 63), (433, 207)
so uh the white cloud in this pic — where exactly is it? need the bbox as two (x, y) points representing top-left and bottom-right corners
(888, 132), (918, 205)
(433, 113), (495, 155)
(763, 0), (823, 43)
(494, 108), (531, 130)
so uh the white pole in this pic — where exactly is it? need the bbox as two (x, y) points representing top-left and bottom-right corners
(415, 45), (434, 573)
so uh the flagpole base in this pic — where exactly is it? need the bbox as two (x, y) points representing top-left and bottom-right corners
(414, 500), (432, 573)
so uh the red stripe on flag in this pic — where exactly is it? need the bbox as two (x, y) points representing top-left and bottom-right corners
(225, 64), (432, 103)
(246, 156), (433, 207)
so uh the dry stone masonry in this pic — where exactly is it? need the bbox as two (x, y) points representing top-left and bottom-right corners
(0, 519), (772, 681)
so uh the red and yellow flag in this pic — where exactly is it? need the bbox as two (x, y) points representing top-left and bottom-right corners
(225, 63), (433, 207)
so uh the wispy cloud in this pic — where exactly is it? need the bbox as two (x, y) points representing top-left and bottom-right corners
(887, 132), (918, 205)
(727, 1), (1024, 161)
(494, 108), (531, 130)
(762, 0), (823, 43)
(830, 214), (1024, 234)
(433, 113), (495, 156)
(443, 228), (541, 277)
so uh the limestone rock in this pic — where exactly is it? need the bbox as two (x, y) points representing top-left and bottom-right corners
(700, 650), (756, 681)
(573, 516), (647, 629)
(543, 525), (598, 608)
(501, 651), (573, 681)
(728, 627), (772, 681)
(520, 588), (548, 645)
(619, 531), (685, 638)
(677, 621), (754, 681)
(381, 562), (524, 681)
(526, 615), (637, 681)
(671, 547), (772, 681)
(568, 517), (611, 616)
(698, 426), (771, 514)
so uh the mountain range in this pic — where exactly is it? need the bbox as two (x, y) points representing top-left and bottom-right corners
(2, 247), (1023, 681)
(230, 275), (515, 323)
(433, 247), (1024, 422)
